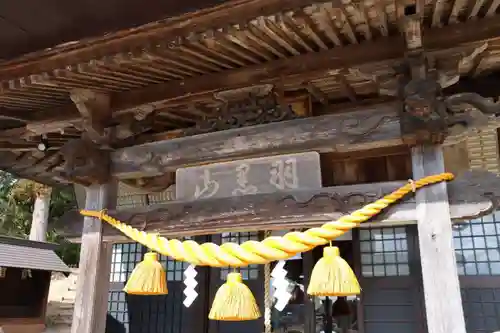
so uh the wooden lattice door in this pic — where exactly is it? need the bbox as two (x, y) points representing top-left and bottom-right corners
(353, 226), (426, 333)
(453, 212), (500, 332)
(106, 240), (208, 333)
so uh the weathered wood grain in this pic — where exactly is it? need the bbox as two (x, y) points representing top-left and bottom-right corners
(407, 16), (466, 330)
(411, 146), (466, 333)
(0, 0), (330, 80)
(15, 16), (500, 143)
(111, 99), (494, 179)
(56, 170), (500, 243)
(175, 152), (322, 199)
(70, 183), (117, 333)
(111, 103), (403, 178)
(110, 17), (500, 115)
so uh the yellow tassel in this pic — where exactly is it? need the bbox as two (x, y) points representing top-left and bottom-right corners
(209, 272), (261, 321)
(307, 246), (360, 297)
(123, 252), (168, 295)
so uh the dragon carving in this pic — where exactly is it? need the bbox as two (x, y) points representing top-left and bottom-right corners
(401, 80), (499, 145)
(391, 47), (500, 145)
(348, 44), (500, 145)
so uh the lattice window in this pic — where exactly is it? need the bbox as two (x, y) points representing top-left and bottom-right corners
(117, 194), (148, 209)
(220, 232), (260, 280)
(110, 243), (144, 282)
(359, 227), (410, 277)
(147, 185), (176, 204)
(454, 212), (500, 276)
(0, 267), (5, 278)
(461, 288), (500, 332)
(108, 291), (129, 331)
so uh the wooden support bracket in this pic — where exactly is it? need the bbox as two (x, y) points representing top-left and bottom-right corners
(70, 89), (111, 143)
(110, 99), (498, 179)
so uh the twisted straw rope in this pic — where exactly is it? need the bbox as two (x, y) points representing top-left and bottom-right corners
(80, 173), (454, 267)
(263, 231), (272, 333)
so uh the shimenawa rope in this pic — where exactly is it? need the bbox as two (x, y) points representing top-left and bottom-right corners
(80, 173), (454, 267)
(264, 231), (272, 333)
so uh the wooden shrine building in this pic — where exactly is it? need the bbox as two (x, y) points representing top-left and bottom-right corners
(3, 0), (500, 332)
(0, 236), (70, 333)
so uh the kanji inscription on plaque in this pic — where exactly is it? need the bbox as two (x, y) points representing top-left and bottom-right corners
(175, 152), (322, 200)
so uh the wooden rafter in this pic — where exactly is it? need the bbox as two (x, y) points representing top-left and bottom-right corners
(104, 17), (500, 112)
(0, 0), (334, 80)
(0, 10), (496, 130)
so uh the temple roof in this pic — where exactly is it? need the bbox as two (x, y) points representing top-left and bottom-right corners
(0, 236), (70, 273)
(0, 0), (229, 61)
(0, 0), (498, 186)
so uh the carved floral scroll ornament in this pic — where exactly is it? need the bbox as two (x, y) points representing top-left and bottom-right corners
(184, 85), (300, 136)
(352, 44), (500, 145)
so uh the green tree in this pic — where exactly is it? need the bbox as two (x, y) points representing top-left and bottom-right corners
(0, 173), (80, 265)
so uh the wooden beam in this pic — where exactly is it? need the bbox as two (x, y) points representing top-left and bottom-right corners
(0, 142), (61, 151)
(411, 146), (466, 333)
(56, 170), (500, 242)
(109, 17), (500, 114)
(111, 38), (403, 114)
(112, 102), (402, 178)
(110, 99), (492, 178)
(6, 66), (500, 143)
(3, 104), (81, 139)
(0, 105), (80, 140)
(71, 182), (117, 333)
(0, 108), (35, 122)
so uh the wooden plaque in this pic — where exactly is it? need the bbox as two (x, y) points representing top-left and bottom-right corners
(175, 152), (322, 200)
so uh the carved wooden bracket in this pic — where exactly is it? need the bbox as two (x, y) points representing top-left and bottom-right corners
(398, 15), (447, 145)
(70, 89), (111, 143)
(114, 111), (156, 140)
(399, 70), (499, 146)
(399, 71), (448, 145)
(394, 15), (498, 146)
(59, 138), (110, 185)
(56, 170), (500, 242)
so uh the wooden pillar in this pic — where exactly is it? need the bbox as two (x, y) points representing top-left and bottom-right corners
(29, 186), (52, 242)
(411, 145), (466, 333)
(71, 182), (117, 333)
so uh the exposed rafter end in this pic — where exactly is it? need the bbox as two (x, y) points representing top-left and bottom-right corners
(399, 6), (423, 51)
